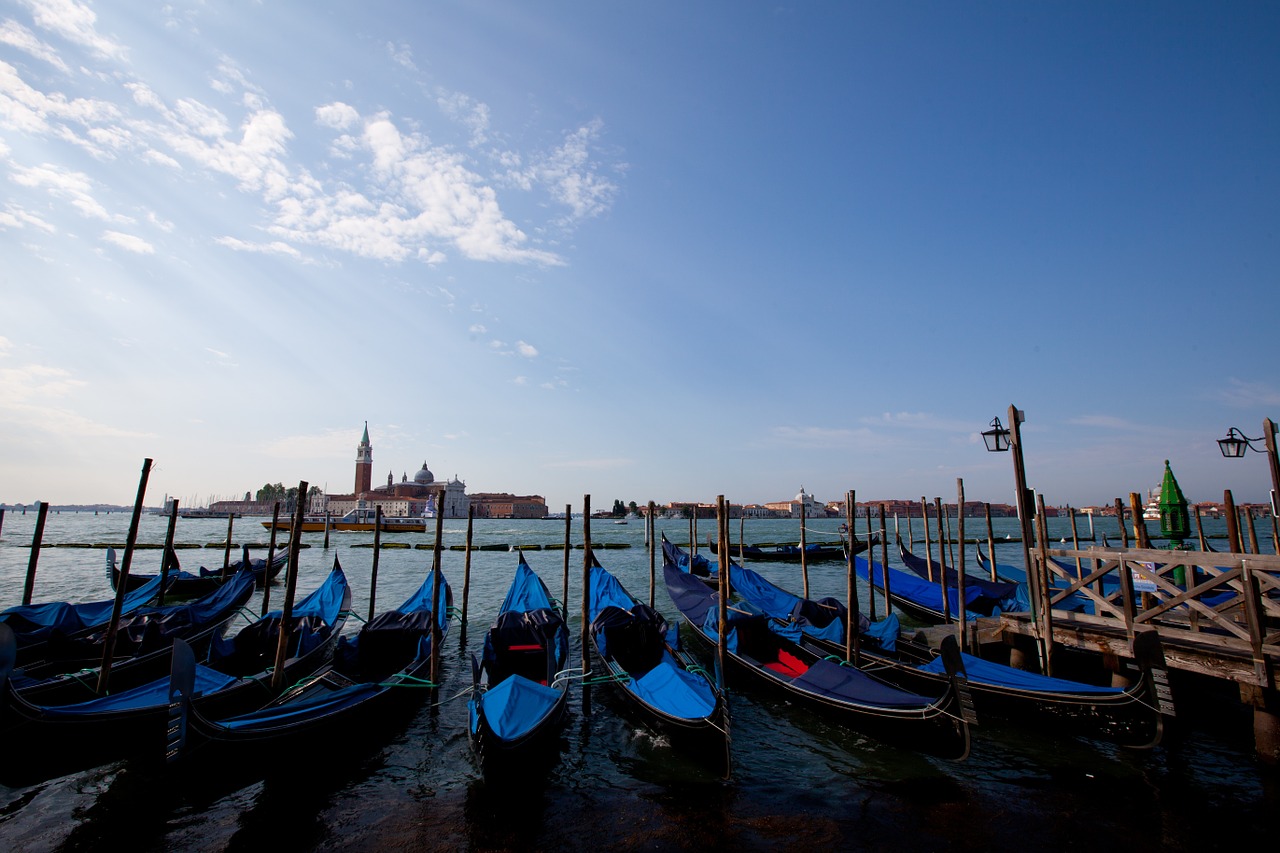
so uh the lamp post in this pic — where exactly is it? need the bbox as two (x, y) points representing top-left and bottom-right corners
(1217, 418), (1280, 518)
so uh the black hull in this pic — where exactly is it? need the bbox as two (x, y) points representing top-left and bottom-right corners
(470, 690), (569, 771)
(679, 620), (969, 761)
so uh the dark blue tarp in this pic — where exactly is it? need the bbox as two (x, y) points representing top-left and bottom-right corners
(898, 546), (1020, 604)
(791, 659), (933, 709)
(1, 575), (164, 642)
(917, 651), (1125, 695)
(477, 673), (563, 740)
(630, 660), (717, 718)
(854, 555), (991, 621)
(39, 664), (241, 717)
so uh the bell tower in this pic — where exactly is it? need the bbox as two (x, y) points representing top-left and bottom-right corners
(354, 422), (373, 495)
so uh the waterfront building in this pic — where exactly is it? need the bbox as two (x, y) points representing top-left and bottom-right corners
(315, 424), (471, 519)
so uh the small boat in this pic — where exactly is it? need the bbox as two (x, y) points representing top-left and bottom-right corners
(663, 559), (971, 760)
(0, 563), (351, 784)
(896, 541), (1021, 619)
(587, 554), (730, 772)
(107, 545), (289, 596)
(7, 566), (256, 699)
(1, 573), (164, 663)
(469, 553), (571, 765)
(261, 508), (428, 533)
(668, 539), (1162, 748)
(166, 563), (448, 758)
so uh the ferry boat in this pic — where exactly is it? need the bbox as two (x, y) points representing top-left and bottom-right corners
(261, 507), (429, 533)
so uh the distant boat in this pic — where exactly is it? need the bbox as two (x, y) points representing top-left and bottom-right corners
(261, 507), (428, 533)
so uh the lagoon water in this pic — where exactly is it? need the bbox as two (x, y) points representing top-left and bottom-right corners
(0, 510), (1273, 851)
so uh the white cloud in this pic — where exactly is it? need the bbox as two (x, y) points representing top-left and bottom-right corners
(101, 229), (153, 253)
(0, 204), (56, 231)
(315, 101), (359, 130)
(516, 340), (538, 358)
(0, 19), (70, 72)
(21, 0), (128, 62)
(0, 359), (149, 438)
(468, 324), (487, 334)
(215, 236), (303, 258)
(386, 41), (417, 72)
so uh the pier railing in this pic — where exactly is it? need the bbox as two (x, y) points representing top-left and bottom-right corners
(1022, 545), (1280, 687)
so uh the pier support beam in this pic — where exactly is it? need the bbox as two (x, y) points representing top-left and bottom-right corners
(1243, 685), (1280, 765)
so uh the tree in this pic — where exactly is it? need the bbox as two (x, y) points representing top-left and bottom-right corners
(627, 501), (639, 514)
(612, 499), (625, 517)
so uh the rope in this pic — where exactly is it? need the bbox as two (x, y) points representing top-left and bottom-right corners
(378, 673), (439, 688)
(347, 612), (367, 624)
(582, 670), (632, 686)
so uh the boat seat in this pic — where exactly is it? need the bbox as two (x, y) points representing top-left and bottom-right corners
(506, 643), (543, 651)
(763, 649), (809, 678)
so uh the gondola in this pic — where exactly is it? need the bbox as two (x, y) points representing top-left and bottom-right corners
(108, 545), (289, 596)
(166, 562), (448, 759)
(469, 552), (570, 766)
(704, 536), (875, 563)
(667, 539), (1162, 748)
(0, 562), (351, 784)
(1, 573), (165, 663)
(897, 541), (1021, 617)
(586, 554), (729, 772)
(8, 565), (257, 700)
(663, 552), (971, 760)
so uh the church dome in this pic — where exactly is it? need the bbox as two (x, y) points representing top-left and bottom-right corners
(413, 461), (434, 485)
(795, 486), (809, 503)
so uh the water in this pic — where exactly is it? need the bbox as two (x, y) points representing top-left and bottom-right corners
(0, 511), (1274, 851)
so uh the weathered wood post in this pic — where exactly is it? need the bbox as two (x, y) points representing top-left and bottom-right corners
(459, 504), (474, 647)
(271, 480), (308, 691)
(799, 497), (809, 598)
(921, 498), (935, 583)
(956, 480), (968, 651)
(260, 501), (281, 616)
(159, 499), (180, 607)
(648, 500), (657, 608)
(844, 491), (860, 666)
(0, 507), (5, 538)
(1034, 494), (1056, 676)
(581, 495), (592, 680)
(221, 513), (235, 581)
(933, 497), (950, 623)
(1129, 493), (1150, 549)
(984, 503), (997, 582)
(323, 509), (330, 550)
(1245, 509), (1261, 555)
(429, 497), (446, 688)
(21, 501), (49, 606)
(739, 513), (746, 562)
(1224, 490), (1243, 554)
(716, 496), (729, 689)
(879, 504), (892, 618)
(1114, 498), (1130, 548)
(863, 494), (877, 621)
(97, 459), (152, 695)
(562, 504), (571, 620)
(367, 506), (382, 622)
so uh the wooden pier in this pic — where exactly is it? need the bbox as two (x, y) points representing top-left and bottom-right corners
(960, 544), (1280, 760)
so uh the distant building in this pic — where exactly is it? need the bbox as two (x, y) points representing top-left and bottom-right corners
(315, 423), (470, 519)
(764, 487), (830, 519)
(470, 493), (549, 519)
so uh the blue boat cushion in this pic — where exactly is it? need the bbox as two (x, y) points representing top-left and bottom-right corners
(792, 659), (933, 709)
(592, 604), (668, 677)
(480, 674), (564, 741)
(630, 660), (717, 720)
(917, 652), (1125, 695)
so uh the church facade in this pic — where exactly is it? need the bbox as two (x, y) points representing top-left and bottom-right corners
(314, 423), (470, 519)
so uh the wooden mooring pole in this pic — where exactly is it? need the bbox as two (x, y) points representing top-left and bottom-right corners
(96, 459), (152, 695)
(648, 500), (656, 609)
(221, 513), (235, 581)
(21, 501), (49, 606)
(459, 504), (474, 647)
(1224, 490), (1242, 553)
(879, 504), (892, 618)
(956, 480), (967, 652)
(159, 499), (180, 607)
(429, 499), (445, 689)
(863, 494), (876, 621)
(716, 496), (729, 689)
(562, 504), (571, 620)
(799, 498), (809, 599)
(260, 502), (281, 616)
(271, 481), (308, 691)
(367, 506), (382, 622)
(984, 503), (997, 582)
(581, 495), (592, 679)
(844, 491), (860, 666)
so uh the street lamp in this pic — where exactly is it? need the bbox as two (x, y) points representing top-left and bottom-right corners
(982, 417), (1011, 453)
(1218, 418), (1280, 517)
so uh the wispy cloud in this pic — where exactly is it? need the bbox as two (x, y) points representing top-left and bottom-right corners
(22, 0), (129, 62)
(0, 19), (70, 72)
(215, 236), (303, 258)
(857, 412), (973, 432)
(102, 229), (153, 253)
(1217, 379), (1280, 409)
(516, 341), (538, 358)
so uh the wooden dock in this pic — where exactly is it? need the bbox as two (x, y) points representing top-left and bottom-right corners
(945, 544), (1280, 760)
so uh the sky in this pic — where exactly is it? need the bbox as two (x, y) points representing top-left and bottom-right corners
(1, 1), (1278, 512)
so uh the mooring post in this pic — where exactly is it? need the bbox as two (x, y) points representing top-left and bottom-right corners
(21, 501), (49, 606)
(221, 513), (235, 581)
(956, 480), (968, 652)
(1069, 506), (1083, 581)
(1224, 490), (1243, 554)
(1035, 494), (1056, 676)
(96, 459), (152, 695)
(428, 499), (445, 689)
(716, 496), (729, 689)
(1114, 498), (1130, 548)
(984, 503), (997, 582)
(260, 502), (281, 616)
(648, 500), (656, 609)
(921, 498), (935, 583)
(270, 481), (308, 691)
(367, 506), (382, 622)
(1129, 493), (1150, 549)
(933, 497), (950, 623)
(459, 504), (474, 647)
(879, 504), (892, 618)
(562, 504), (571, 620)
(323, 510), (330, 550)
(159, 499), (180, 607)
(863, 493), (877, 621)
(799, 498), (809, 598)
(844, 491), (860, 666)
(581, 495), (592, 681)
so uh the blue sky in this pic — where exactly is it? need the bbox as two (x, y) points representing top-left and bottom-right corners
(1, 1), (1277, 511)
